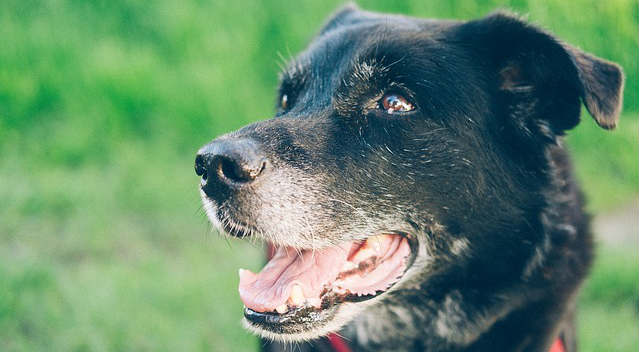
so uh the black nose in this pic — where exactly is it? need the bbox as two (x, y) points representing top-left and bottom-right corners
(195, 138), (267, 192)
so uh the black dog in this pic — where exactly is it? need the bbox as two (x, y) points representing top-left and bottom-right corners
(194, 5), (624, 352)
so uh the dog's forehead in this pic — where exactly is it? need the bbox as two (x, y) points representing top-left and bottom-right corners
(280, 16), (457, 111)
(294, 17), (444, 75)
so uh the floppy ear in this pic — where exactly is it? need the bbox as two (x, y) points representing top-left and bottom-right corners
(458, 12), (624, 138)
(566, 45), (625, 129)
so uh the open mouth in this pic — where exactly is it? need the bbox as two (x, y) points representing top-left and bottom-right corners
(239, 233), (417, 333)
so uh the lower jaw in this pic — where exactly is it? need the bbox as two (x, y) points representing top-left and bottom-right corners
(244, 304), (338, 336)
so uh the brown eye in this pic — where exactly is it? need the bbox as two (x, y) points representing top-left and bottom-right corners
(381, 93), (414, 114)
(281, 94), (288, 110)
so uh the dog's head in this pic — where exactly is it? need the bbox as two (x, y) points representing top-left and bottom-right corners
(195, 5), (623, 342)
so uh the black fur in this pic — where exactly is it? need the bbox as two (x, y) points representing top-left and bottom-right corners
(195, 5), (624, 352)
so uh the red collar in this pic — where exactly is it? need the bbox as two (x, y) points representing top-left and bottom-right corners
(549, 338), (566, 352)
(327, 333), (352, 352)
(327, 333), (565, 352)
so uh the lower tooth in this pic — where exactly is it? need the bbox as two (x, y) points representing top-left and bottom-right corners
(275, 304), (288, 314)
(288, 284), (305, 306)
(306, 297), (321, 308)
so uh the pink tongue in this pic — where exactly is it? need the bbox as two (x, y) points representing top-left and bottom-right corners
(238, 244), (352, 313)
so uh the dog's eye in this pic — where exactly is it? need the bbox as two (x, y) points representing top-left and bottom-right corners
(380, 94), (414, 114)
(281, 94), (289, 110)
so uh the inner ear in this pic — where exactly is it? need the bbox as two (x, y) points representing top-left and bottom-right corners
(494, 49), (584, 136)
(499, 63), (529, 90)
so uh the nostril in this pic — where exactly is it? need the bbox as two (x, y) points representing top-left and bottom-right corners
(195, 154), (207, 177)
(219, 158), (239, 182)
(217, 157), (265, 184)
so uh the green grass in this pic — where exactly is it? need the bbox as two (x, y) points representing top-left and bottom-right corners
(0, 0), (636, 351)
(0, 150), (264, 352)
(579, 245), (639, 351)
(567, 114), (638, 212)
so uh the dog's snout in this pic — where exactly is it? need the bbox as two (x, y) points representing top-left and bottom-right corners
(195, 138), (267, 191)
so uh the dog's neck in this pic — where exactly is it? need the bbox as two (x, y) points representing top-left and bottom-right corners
(340, 222), (584, 352)
(342, 273), (575, 352)
(342, 288), (517, 351)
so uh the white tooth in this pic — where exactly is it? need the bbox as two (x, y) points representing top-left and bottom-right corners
(288, 284), (305, 306)
(306, 298), (322, 308)
(275, 304), (288, 314)
(351, 235), (390, 262)
(367, 235), (387, 252)
(351, 247), (376, 263)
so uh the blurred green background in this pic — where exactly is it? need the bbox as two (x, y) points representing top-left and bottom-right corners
(0, 0), (636, 351)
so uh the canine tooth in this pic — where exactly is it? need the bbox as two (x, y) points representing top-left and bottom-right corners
(275, 304), (288, 314)
(288, 284), (305, 306)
